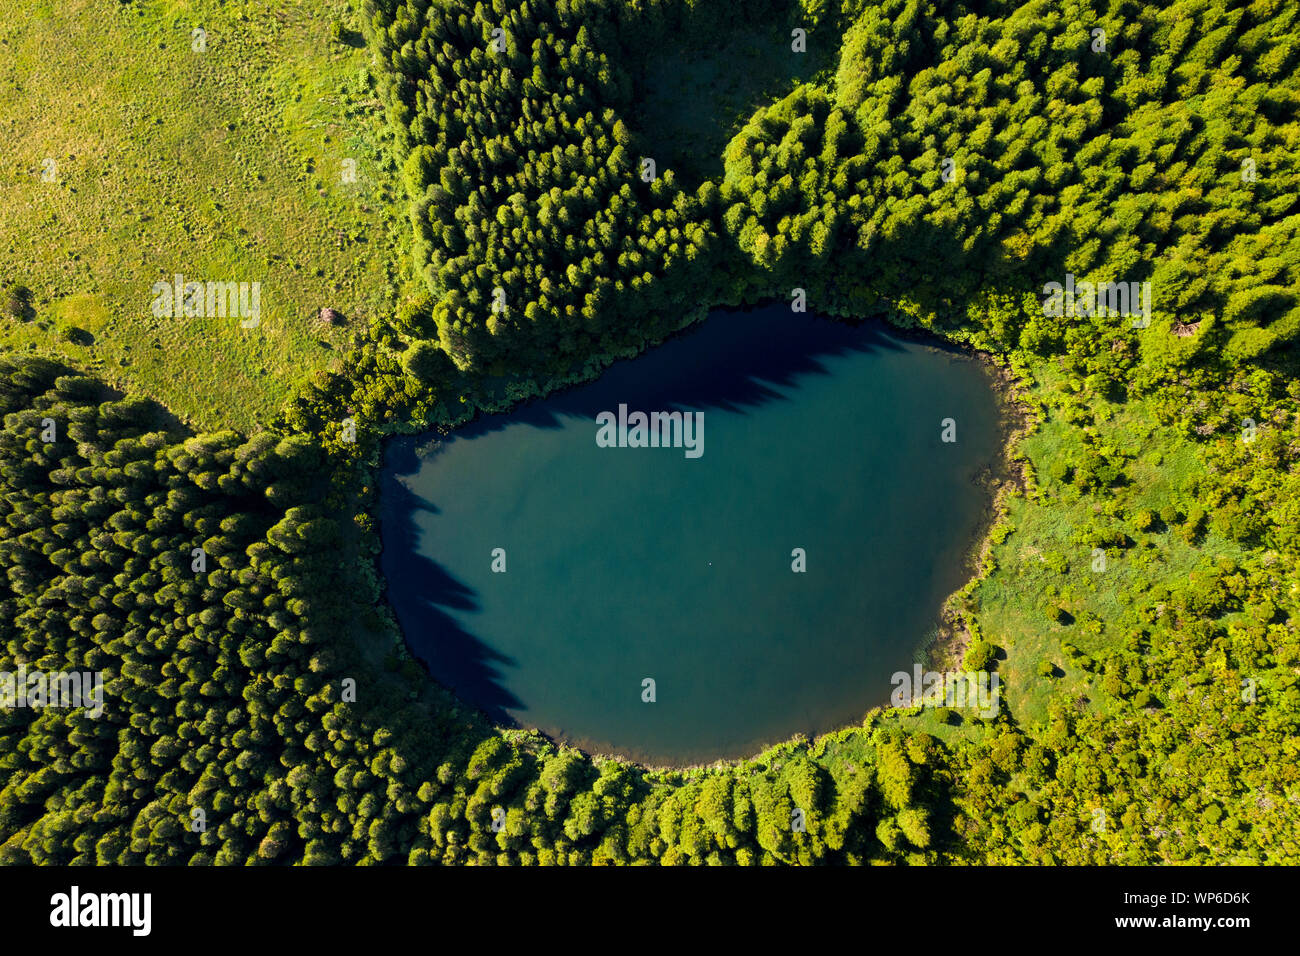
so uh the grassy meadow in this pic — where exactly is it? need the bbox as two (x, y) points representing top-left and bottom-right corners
(0, 0), (399, 430)
(963, 364), (1247, 730)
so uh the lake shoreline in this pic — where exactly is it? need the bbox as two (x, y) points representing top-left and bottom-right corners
(923, 356), (1036, 676)
(374, 303), (1030, 773)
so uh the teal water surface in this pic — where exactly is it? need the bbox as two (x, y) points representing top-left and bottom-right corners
(380, 305), (1004, 765)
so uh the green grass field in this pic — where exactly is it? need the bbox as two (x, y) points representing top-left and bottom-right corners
(0, 0), (399, 430)
(966, 369), (1245, 729)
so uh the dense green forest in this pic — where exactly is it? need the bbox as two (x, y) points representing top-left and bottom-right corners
(2, 0), (1298, 863)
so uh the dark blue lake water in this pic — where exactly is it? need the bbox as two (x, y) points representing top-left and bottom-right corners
(380, 305), (1003, 764)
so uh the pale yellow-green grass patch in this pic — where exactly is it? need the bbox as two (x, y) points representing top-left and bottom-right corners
(0, 0), (398, 430)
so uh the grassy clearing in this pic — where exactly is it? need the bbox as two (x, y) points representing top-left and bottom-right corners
(0, 0), (399, 430)
(965, 366), (1246, 729)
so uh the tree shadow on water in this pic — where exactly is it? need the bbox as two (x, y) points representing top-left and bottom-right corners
(452, 303), (908, 445)
(378, 461), (525, 725)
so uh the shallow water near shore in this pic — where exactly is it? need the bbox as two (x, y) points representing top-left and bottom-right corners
(380, 304), (1005, 765)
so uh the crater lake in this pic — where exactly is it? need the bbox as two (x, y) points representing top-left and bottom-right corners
(379, 304), (1007, 766)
